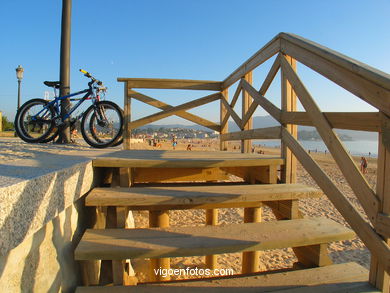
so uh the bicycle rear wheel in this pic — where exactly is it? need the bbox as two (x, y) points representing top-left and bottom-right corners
(81, 101), (123, 148)
(15, 99), (56, 143)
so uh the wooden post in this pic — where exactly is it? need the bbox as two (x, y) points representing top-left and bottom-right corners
(369, 113), (390, 292)
(281, 55), (297, 183)
(149, 210), (170, 281)
(220, 88), (229, 151)
(241, 72), (253, 153)
(124, 82), (131, 150)
(205, 209), (218, 270)
(242, 205), (262, 273)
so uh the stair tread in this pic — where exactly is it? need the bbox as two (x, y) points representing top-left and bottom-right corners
(86, 183), (322, 209)
(75, 218), (355, 260)
(75, 262), (378, 292)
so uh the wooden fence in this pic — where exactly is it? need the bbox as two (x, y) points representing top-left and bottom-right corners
(118, 32), (390, 291)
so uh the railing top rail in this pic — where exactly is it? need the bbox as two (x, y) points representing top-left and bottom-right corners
(117, 78), (223, 91)
(222, 32), (390, 92)
(279, 33), (390, 91)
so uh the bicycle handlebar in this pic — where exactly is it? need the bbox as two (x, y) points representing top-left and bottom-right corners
(79, 69), (103, 86)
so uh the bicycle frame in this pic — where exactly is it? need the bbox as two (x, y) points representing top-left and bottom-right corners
(48, 89), (93, 119)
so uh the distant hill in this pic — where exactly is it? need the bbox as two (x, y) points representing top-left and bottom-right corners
(141, 115), (378, 141)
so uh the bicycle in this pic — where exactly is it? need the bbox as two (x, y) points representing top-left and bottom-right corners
(14, 69), (123, 148)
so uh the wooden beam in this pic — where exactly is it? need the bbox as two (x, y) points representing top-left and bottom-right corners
(281, 55), (297, 184)
(280, 33), (390, 117)
(220, 126), (281, 141)
(205, 209), (218, 270)
(280, 55), (380, 222)
(123, 82), (131, 150)
(241, 79), (282, 122)
(128, 90), (220, 132)
(242, 72), (253, 153)
(117, 78), (223, 91)
(128, 93), (221, 129)
(221, 95), (242, 128)
(223, 36), (280, 89)
(221, 81), (242, 127)
(370, 112), (390, 291)
(281, 111), (381, 132)
(281, 128), (390, 273)
(241, 54), (281, 127)
(220, 88), (229, 151)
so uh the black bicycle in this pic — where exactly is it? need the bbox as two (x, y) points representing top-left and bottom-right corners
(14, 69), (123, 148)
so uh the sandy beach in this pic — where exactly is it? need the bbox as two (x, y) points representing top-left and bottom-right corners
(0, 136), (376, 281)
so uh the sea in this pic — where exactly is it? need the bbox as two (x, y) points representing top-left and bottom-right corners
(253, 139), (379, 158)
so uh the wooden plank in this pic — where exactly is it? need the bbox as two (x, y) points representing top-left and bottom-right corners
(75, 262), (371, 293)
(280, 111), (381, 132)
(149, 210), (170, 282)
(123, 82), (131, 149)
(241, 79), (282, 122)
(86, 183), (322, 210)
(221, 96), (242, 128)
(370, 112), (390, 292)
(242, 205), (262, 274)
(117, 78), (223, 91)
(205, 209), (218, 270)
(242, 71), (253, 153)
(93, 154), (284, 169)
(281, 55), (297, 184)
(220, 88), (229, 151)
(281, 128), (390, 273)
(221, 81), (242, 128)
(223, 36), (280, 89)
(241, 54), (281, 127)
(133, 167), (229, 183)
(280, 33), (390, 116)
(129, 90), (220, 132)
(220, 126), (281, 141)
(128, 93), (221, 129)
(280, 55), (380, 222)
(75, 218), (355, 260)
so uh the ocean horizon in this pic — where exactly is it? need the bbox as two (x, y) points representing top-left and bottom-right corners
(254, 139), (379, 158)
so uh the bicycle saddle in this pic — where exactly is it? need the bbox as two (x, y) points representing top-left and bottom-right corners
(44, 81), (61, 89)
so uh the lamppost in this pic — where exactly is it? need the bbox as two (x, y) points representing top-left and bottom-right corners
(15, 65), (24, 137)
(15, 65), (24, 110)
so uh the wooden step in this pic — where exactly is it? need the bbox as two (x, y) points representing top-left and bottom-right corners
(75, 262), (379, 292)
(85, 183), (322, 210)
(75, 218), (354, 260)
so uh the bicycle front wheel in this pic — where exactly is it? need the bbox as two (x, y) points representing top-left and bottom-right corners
(15, 99), (56, 143)
(81, 101), (123, 148)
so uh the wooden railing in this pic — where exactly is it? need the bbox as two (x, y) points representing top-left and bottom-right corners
(118, 32), (390, 291)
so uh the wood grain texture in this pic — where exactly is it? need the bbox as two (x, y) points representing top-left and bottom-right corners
(85, 183), (322, 210)
(280, 34), (390, 116)
(128, 93), (221, 129)
(280, 111), (380, 132)
(220, 127), (281, 141)
(280, 55), (380, 222)
(118, 78), (223, 91)
(75, 262), (372, 293)
(93, 150), (284, 168)
(281, 128), (390, 273)
(128, 90), (220, 132)
(75, 218), (355, 260)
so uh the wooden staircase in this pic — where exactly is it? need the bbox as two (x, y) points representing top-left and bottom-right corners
(73, 153), (377, 292)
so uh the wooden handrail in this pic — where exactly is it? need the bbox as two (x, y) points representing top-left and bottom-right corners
(118, 78), (223, 91)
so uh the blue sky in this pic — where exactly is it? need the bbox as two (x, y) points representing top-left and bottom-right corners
(1, 0), (389, 124)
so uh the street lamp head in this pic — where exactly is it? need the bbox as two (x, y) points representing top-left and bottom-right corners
(16, 65), (24, 80)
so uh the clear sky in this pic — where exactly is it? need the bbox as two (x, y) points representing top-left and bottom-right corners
(1, 0), (389, 125)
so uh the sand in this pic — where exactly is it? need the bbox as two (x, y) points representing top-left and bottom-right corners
(0, 137), (376, 280)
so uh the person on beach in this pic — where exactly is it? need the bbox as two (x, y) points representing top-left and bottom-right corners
(360, 156), (368, 174)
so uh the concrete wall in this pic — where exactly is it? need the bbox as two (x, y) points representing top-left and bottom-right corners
(0, 152), (115, 292)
